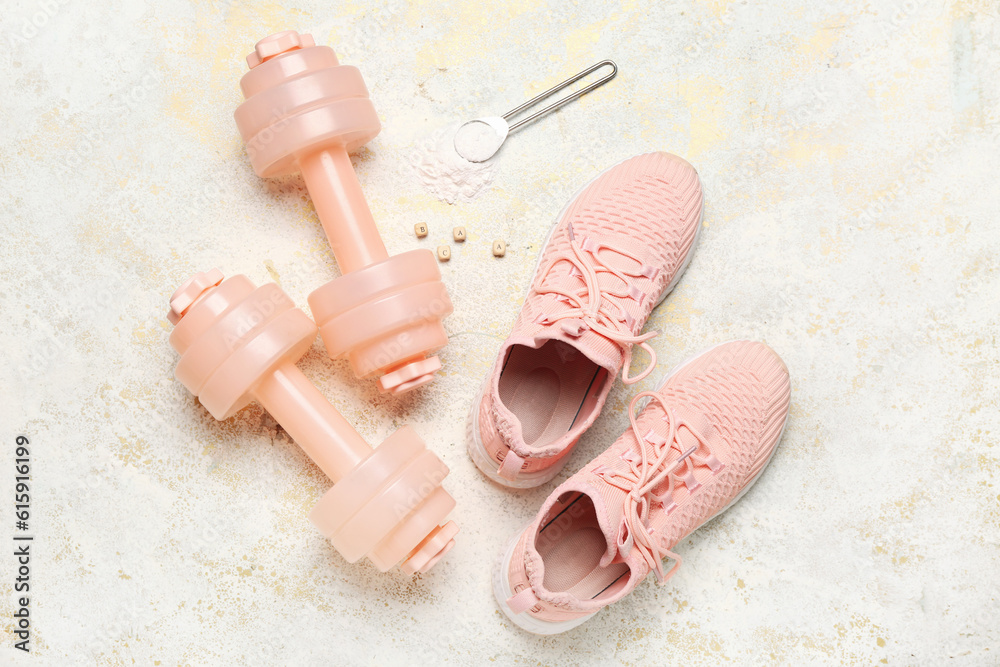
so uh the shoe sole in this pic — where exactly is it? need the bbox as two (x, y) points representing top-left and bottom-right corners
(492, 340), (791, 634)
(467, 153), (706, 488)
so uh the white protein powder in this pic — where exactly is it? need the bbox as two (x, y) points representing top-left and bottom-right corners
(453, 120), (505, 162)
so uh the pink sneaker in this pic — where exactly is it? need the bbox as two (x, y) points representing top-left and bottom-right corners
(467, 152), (704, 487)
(493, 340), (791, 634)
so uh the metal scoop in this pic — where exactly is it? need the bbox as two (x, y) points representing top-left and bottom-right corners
(454, 59), (618, 163)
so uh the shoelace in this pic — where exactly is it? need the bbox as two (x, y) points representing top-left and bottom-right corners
(533, 223), (660, 384)
(595, 391), (724, 583)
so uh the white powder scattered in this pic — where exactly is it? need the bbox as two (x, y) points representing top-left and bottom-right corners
(453, 119), (506, 162)
(410, 123), (498, 204)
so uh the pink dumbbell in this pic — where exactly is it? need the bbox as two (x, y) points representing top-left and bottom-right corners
(167, 269), (458, 574)
(234, 31), (452, 395)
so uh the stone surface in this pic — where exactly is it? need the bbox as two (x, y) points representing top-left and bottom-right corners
(1, 0), (998, 664)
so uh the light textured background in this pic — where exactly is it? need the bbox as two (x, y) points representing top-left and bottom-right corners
(2, 0), (998, 664)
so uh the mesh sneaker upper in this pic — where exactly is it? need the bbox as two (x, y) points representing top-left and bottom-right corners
(504, 340), (791, 620)
(476, 153), (704, 477)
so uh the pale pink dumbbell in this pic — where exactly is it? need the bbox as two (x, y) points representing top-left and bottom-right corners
(167, 270), (458, 574)
(234, 31), (452, 395)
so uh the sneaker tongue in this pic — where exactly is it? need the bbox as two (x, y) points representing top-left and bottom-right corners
(540, 474), (633, 574)
(525, 478), (633, 612)
(521, 306), (625, 373)
(554, 426), (657, 570)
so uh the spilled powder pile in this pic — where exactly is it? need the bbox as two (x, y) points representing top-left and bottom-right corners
(410, 123), (498, 204)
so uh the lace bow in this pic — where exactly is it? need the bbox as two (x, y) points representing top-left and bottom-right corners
(534, 224), (661, 384)
(595, 391), (724, 583)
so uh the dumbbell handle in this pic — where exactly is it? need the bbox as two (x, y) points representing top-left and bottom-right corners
(254, 362), (371, 481)
(300, 146), (389, 274)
